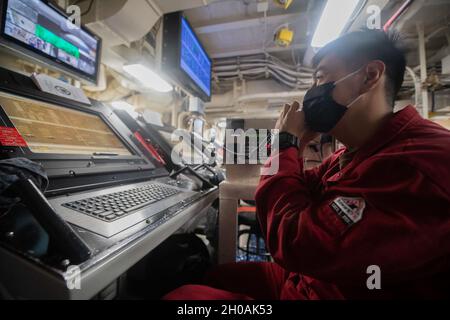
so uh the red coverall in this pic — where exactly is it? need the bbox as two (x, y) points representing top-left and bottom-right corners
(164, 106), (450, 299)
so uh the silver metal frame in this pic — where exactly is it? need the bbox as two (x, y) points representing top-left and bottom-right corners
(0, 188), (218, 300)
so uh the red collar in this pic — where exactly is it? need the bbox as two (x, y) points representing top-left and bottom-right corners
(350, 106), (421, 164)
(326, 106), (422, 181)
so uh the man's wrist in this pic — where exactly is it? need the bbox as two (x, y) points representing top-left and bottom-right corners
(272, 132), (300, 151)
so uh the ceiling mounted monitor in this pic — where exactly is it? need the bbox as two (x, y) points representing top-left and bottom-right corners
(162, 12), (212, 102)
(0, 0), (102, 84)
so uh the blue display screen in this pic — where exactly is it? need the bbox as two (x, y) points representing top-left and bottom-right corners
(180, 17), (211, 98)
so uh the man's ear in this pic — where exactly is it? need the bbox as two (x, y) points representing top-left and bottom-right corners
(363, 60), (386, 91)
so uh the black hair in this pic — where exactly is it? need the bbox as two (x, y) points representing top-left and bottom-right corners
(312, 29), (407, 107)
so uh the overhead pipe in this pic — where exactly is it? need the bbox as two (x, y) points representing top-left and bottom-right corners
(216, 68), (312, 90)
(405, 66), (421, 108)
(205, 89), (307, 111)
(426, 26), (449, 43)
(417, 22), (430, 118)
(213, 54), (315, 93)
(215, 63), (313, 84)
(215, 58), (314, 73)
(214, 62), (313, 78)
(236, 91), (306, 104)
(383, 0), (414, 32)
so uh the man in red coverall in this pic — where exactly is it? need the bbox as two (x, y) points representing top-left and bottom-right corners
(164, 29), (450, 299)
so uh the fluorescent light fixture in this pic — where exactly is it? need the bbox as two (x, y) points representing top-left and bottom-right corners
(111, 101), (135, 112)
(311, 0), (360, 48)
(123, 64), (173, 93)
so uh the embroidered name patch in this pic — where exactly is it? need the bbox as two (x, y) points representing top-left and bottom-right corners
(330, 197), (365, 226)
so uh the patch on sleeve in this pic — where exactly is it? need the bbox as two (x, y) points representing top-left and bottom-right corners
(329, 197), (365, 226)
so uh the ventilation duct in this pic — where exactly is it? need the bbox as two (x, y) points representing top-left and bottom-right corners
(83, 0), (162, 47)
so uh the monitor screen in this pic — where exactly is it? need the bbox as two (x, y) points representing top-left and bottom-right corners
(1, 0), (100, 83)
(0, 93), (132, 155)
(179, 16), (211, 98)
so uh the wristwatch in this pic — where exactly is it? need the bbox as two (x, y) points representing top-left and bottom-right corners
(271, 132), (300, 151)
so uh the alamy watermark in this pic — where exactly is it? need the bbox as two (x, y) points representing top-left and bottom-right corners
(366, 265), (382, 290)
(366, 5), (382, 30)
(66, 265), (81, 290)
(170, 129), (280, 175)
(65, 5), (81, 30)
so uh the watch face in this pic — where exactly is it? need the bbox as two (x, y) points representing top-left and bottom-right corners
(280, 132), (290, 143)
(277, 132), (299, 149)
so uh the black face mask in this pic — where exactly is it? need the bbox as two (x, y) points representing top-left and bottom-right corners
(303, 68), (363, 133)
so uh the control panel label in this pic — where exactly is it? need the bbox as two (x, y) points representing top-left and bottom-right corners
(0, 126), (28, 147)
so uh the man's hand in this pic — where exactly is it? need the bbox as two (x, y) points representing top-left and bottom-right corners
(275, 101), (304, 138)
(275, 101), (319, 145)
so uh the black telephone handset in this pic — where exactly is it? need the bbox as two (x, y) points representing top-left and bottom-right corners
(193, 163), (225, 186)
(9, 179), (92, 265)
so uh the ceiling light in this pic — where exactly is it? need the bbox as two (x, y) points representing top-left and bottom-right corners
(123, 64), (173, 93)
(311, 0), (360, 48)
